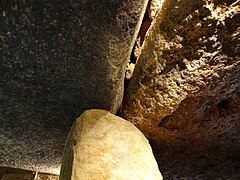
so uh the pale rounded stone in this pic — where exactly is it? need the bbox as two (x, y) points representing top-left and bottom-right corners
(60, 109), (162, 180)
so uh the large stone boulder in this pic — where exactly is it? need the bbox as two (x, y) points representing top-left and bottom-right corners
(0, 0), (148, 174)
(60, 109), (162, 180)
(123, 0), (240, 139)
(122, 0), (240, 178)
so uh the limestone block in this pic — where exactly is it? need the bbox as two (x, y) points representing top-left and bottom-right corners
(122, 0), (240, 139)
(0, 0), (149, 173)
(60, 109), (162, 180)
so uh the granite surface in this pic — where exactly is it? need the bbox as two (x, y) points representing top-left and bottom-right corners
(0, 0), (148, 174)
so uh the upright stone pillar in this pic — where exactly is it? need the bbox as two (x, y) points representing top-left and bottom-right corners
(60, 109), (162, 180)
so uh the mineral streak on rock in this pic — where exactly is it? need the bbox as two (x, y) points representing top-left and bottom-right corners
(0, 0), (148, 174)
(60, 109), (163, 180)
(122, 0), (240, 139)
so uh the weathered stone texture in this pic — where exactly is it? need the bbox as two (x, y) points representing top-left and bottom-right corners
(60, 109), (162, 180)
(122, 0), (240, 178)
(0, 0), (148, 174)
(123, 0), (240, 138)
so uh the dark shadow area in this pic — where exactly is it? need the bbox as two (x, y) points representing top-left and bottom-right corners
(150, 112), (240, 179)
(0, 166), (59, 179)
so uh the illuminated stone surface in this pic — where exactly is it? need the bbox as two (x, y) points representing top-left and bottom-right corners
(60, 109), (162, 180)
(123, 0), (240, 139)
(0, 0), (148, 174)
(123, 0), (240, 178)
(148, 0), (163, 20)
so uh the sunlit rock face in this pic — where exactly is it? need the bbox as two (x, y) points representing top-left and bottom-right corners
(123, 0), (240, 139)
(123, 0), (240, 178)
(0, 0), (148, 174)
(60, 109), (162, 180)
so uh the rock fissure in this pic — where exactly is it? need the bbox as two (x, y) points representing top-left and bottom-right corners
(125, 0), (163, 92)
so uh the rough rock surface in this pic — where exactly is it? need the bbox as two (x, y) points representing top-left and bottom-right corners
(148, 0), (164, 20)
(0, 0), (149, 174)
(122, 0), (240, 178)
(123, 0), (240, 140)
(151, 112), (240, 179)
(60, 109), (162, 180)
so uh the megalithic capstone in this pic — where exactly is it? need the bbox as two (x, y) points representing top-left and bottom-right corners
(0, 0), (148, 174)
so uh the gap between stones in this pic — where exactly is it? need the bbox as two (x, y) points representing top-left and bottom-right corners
(124, 0), (153, 91)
